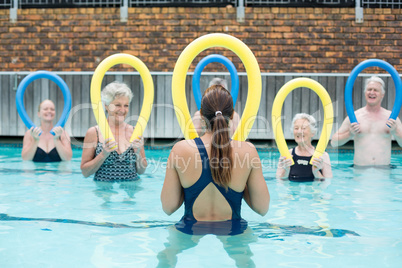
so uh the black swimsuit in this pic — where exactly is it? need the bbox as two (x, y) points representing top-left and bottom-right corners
(32, 147), (62, 162)
(288, 148), (318, 182)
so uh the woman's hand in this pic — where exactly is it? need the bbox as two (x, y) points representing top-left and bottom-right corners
(312, 156), (325, 178)
(312, 156), (324, 170)
(131, 136), (144, 153)
(52, 126), (64, 139)
(278, 156), (292, 170)
(30, 127), (41, 141)
(102, 138), (117, 158)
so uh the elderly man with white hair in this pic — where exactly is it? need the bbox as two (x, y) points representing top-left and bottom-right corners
(276, 113), (332, 181)
(331, 76), (402, 167)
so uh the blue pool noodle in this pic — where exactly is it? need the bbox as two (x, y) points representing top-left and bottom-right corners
(192, 54), (239, 110)
(16, 71), (72, 136)
(345, 59), (402, 124)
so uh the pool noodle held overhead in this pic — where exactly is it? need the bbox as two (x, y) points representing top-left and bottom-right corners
(90, 53), (154, 149)
(172, 33), (262, 141)
(272, 78), (334, 165)
(16, 70), (72, 136)
(192, 54), (239, 110)
(345, 59), (402, 124)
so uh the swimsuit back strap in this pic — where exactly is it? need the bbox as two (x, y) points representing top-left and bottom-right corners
(194, 137), (208, 160)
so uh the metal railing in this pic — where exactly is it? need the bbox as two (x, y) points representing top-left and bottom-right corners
(3, 0), (401, 23)
(245, 0), (353, 6)
(0, 0), (234, 8)
(361, 0), (402, 8)
(1, 0), (401, 8)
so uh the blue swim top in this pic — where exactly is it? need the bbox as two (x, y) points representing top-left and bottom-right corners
(176, 137), (247, 235)
(93, 127), (138, 182)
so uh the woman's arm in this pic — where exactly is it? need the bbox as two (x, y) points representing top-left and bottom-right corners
(276, 154), (293, 179)
(276, 148), (293, 179)
(161, 146), (184, 215)
(132, 136), (147, 174)
(135, 146), (147, 174)
(312, 152), (332, 178)
(21, 127), (41, 160)
(53, 126), (72, 161)
(244, 145), (270, 216)
(80, 127), (115, 178)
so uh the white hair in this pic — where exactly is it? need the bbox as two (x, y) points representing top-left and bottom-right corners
(209, 78), (228, 89)
(291, 113), (317, 135)
(101, 81), (133, 106)
(365, 76), (385, 94)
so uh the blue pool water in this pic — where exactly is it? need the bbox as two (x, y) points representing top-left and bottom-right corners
(0, 146), (401, 267)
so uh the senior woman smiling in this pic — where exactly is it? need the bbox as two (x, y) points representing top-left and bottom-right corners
(81, 81), (147, 181)
(276, 113), (332, 181)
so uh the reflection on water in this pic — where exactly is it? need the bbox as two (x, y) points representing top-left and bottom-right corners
(157, 226), (258, 267)
(0, 160), (77, 176)
(93, 180), (143, 206)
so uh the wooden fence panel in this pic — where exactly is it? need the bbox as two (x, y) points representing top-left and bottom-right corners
(1, 73), (401, 141)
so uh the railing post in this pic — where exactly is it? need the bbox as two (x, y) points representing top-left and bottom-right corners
(237, 0), (245, 23)
(355, 0), (364, 23)
(10, 0), (18, 22)
(121, 0), (128, 22)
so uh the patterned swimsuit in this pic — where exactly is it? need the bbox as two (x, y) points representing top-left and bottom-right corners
(93, 127), (138, 182)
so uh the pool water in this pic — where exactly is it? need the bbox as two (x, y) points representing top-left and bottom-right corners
(0, 147), (401, 267)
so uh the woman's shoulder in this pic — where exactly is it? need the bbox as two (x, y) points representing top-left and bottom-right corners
(172, 139), (197, 153)
(85, 126), (98, 135)
(83, 126), (99, 142)
(231, 140), (258, 155)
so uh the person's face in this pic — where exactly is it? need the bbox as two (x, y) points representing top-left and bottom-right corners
(365, 81), (384, 106)
(293, 119), (314, 145)
(38, 100), (56, 122)
(106, 96), (130, 123)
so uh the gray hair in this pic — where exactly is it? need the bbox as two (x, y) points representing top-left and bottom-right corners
(209, 78), (228, 90)
(365, 76), (385, 94)
(291, 113), (317, 135)
(101, 81), (133, 106)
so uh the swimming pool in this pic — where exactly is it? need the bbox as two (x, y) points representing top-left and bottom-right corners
(0, 146), (401, 267)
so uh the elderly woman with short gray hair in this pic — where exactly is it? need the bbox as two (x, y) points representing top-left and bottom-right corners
(276, 113), (332, 181)
(80, 81), (147, 181)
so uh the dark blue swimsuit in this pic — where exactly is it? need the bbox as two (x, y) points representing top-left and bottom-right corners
(175, 138), (247, 235)
(288, 148), (319, 182)
(32, 147), (61, 162)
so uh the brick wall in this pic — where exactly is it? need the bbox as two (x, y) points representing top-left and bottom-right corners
(1, 6), (401, 73)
